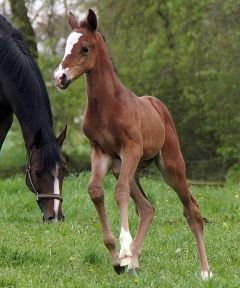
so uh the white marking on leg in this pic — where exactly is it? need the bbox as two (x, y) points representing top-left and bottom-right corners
(54, 31), (83, 79)
(201, 271), (213, 280)
(52, 164), (60, 220)
(119, 227), (132, 259)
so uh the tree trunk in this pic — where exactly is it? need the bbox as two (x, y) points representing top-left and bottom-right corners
(9, 0), (38, 59)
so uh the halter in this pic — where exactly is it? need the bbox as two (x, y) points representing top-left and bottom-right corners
(26, 146), (63, 203)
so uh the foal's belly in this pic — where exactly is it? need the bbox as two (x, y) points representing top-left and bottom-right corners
(138, 97), (165, 160)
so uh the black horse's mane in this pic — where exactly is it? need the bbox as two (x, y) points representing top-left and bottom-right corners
(0, 15), (61, 169)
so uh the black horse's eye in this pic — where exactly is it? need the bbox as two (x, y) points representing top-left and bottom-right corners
(81, 47), (90, 55)
(35, 170), (42, 178)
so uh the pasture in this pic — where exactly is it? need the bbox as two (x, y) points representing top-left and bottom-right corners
(0, 173), (239, 287)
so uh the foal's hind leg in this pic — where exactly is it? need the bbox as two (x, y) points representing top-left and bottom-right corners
(127, 175), (155, 273)
(88, 149), (124, 274)
(0, 114), (13, 150)
(155, 136), (212, 279)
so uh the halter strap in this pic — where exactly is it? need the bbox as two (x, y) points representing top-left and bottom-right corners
(26, 146), (63, 203)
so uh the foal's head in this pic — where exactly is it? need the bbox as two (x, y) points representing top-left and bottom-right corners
(26, 126), (67, 222)
(54, 9), (99, 89)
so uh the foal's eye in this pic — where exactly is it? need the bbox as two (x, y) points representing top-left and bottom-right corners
(81, 47), (90, 55)
(35, 170), (42, 178)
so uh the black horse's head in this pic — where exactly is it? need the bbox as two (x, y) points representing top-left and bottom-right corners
(26, 126), (67, 222)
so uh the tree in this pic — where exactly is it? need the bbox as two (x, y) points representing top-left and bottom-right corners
(9, 0), (38, 59)
(94, 0), (240, 179)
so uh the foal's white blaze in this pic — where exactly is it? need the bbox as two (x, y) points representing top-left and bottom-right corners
(54, 31), (83, 79)
(119, 228), (132, 260)
(64, 31), (83, 60)
(52, 164), (60, 219)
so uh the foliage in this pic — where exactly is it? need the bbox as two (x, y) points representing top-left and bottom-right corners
(0, 0), (239, 180)
(0, 118), (25, 175)
(9, 0), (38, 58)
(94, 0), (240, 178)
(0, 173), (240, 287)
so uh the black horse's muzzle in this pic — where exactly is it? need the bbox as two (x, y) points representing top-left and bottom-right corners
(42, 213), (65, 223)
(37, 200), (64, 223)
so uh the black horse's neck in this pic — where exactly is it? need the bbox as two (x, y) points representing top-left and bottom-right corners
(0, 58), (54, 150)
(0, 15), (61, 169)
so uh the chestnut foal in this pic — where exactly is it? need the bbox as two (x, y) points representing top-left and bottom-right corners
(54, 9), (212, 279)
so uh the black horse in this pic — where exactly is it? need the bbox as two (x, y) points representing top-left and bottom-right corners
(0, 15), (67, 222)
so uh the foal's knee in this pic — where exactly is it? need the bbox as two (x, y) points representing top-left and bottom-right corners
(88, 182), (104, 205)
(115, 184), (130, 206)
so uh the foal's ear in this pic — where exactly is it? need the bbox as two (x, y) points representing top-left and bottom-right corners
(56, 125), (67, 147)
(68, 11), (80, 30)
(87, 9), (97, 31)
(33, 129), (44, 148)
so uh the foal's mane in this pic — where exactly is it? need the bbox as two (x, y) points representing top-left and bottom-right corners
(97, 28), (118, 74)
(0, 15), (61, 169)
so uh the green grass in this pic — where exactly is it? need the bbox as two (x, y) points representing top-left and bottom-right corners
(0, 121), (25, 176)
(0, 173), (239, 287)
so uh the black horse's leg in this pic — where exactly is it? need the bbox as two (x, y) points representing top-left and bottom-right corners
(0, 113), (13, 150)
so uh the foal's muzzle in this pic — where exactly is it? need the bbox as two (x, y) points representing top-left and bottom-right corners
(55, 73), (71, 89)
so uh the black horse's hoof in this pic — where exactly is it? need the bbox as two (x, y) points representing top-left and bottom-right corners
(113, 264), (126, 275)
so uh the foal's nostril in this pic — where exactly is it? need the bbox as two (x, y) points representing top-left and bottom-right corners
(59, 73), (71, 89)
(60, 73), (68, 86)
(62, 73), (66, 80)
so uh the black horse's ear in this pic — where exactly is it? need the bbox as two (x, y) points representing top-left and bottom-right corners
(56, 125), (67, 147)
(87, 9), (97, 31)
(33, 129), (44, 148)
(68, 11), (80, 30)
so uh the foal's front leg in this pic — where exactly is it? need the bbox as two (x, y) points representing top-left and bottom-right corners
(115, 145), (142, 267)
(88, 148), (124, 274)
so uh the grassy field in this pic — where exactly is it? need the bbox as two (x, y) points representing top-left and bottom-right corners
(0, 173), (239, 288)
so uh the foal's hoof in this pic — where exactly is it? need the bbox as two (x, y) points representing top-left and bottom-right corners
(119, 256), (132, 267)
(201, 271), (213, 280)
(113, 264), (126, 275)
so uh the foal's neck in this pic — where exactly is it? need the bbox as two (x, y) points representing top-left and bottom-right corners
(85, 33), (125, 105)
